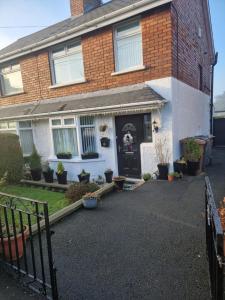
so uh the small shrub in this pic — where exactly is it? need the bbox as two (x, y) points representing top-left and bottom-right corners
(29, 145), (41, 170)
(183, 139), (201, 162)
(0, 133), (23, 183)
(66, 182), (99, 203)
(142, 173), (152, 182)
(57, 162), (65, 175)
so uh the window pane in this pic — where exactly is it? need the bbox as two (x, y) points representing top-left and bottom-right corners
(19, 129), (34, 155)
(116, 20), (140, 38)
(52, 119), (61, 126)
(144, 114), (152, 142)
(2, 70), (23, 95)
(80, 116), (94, 126)
(116, 33), (142, 71)
(53, 52), (84, 84)
(19, 121), (31, 128)
(8, 122), (16, 129)
(67, 41), (81, 53)
(0, 122), (8, 129)
(64, 118), (74, 125)
(52, 46), (65, 58)
(52, 128), (78, 156)
(81, 127), (96, 153)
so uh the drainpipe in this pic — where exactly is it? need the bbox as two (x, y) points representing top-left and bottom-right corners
(210, 52), (218, 135)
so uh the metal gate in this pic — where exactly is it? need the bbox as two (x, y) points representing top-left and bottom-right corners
(205, 176), (224, 300)
(0, 192), (58, 299)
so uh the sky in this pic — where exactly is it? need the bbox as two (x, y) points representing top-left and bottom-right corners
(0, 0), (224, 103)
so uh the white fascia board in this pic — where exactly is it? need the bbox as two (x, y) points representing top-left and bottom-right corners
(0, 0), (172, 64)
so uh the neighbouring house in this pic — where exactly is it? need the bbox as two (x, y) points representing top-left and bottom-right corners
(213, 92), (225, 146)
(0, 0), (215, 180)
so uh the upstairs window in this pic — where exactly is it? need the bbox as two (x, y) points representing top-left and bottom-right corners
(51, 41), (84, 85)
(114, 19), (143, 72)
(0, 63), (23, 96)
(19, 121), (34, 156)
(0, 121), (17, 134)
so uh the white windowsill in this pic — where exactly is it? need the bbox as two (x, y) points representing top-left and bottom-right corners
(111, 65), (146, 76)
(0, 91), (25, 98)
(49, 79), (86, 89)
(48, 157), (105, 163)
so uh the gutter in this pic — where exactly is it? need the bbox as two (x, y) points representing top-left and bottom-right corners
(0, 0), (172, 63)
(0, 100), (167, 121)
(210, 52), (218, 134)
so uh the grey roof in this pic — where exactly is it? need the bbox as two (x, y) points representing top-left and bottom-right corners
(0, 84), (165, 120)
(0, 0), (144, 59)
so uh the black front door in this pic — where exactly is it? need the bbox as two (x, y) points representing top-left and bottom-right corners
(115, 114), (144, 178)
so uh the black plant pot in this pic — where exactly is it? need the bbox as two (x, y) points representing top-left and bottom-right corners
(113, 178), (126, 190)
(187, 161), (200, 176)
(81, 153), (99, 160)
(101, 137), (110, 148)
(56, 153), (72, 159)
(31, 169), (42, 181)
(157, 164), (169, 180)
(56, 171), (67, 185)
(78, 173), (90, 184)
(104, 171), (113, 183)
(43, 170), (54, 183)
(173, 162), (187, 174)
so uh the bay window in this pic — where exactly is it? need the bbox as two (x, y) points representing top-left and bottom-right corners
(50, 116), (97, 158)
(19, 121), (34, 156)
(114, 19), (143, 72)
(51, 40), (84, 85)
(51, 118), (78, 157)
(80, 116), (96, 153)
(0, 63), (23, 96)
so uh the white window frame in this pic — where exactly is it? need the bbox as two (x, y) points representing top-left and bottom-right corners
(0, 121), (17, 132)
(0, 63), (24, 96)
(113, 18), (143, 73)
(50, 40), (85, 86)
(18, 120), (34, 157)
(50, 116), (81, 158)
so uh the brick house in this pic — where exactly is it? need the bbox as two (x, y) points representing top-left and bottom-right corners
(0, 0), (214, 180)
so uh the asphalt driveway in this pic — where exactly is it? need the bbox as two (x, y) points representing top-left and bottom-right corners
(52, 175), (210, 300)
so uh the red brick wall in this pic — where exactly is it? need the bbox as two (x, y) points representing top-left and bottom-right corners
(70, 0), (102, 16)
(0, 5), (172, 106)
(172, 0), (212, 95)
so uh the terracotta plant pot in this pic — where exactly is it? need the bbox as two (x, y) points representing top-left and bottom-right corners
(0, 225), (29, 261)
(218, 208), (225, 255)
(113, 176), (126, 190)
(168, 175), (174, 182)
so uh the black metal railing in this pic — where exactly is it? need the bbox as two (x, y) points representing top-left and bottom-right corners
(205, 176), (224, 300)
(0, 192), (58, 299)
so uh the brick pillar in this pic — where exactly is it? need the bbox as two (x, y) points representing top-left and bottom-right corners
(70, 0), (102, 16)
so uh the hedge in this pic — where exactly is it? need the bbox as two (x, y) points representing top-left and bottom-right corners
(0, 133), (24, 183)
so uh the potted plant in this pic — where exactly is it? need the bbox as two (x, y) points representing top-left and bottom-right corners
(42, 162), (54, 183)
(218, 198), (225, 255)
(56, 152), (72, 159)
(113, 176), (126, 190)
(104, 169), (113, 183)
(184, 139), (201, 176)
(56, 162), (67, 184)
(173, 157), (187, 174)
(155, 138), (170, 180)
(101, 137), (110, 148)
(81, 152), (99, 160)
(0, 224), (29, 261)
(29, 146), (42, 181)
(142, 173), (152, 182)
(82, 192), (99, 209)
(78, 169), (90, 183)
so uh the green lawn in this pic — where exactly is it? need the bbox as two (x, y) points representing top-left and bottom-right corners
(0, 185), (70, 225)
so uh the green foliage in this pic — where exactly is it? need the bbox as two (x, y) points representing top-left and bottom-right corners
(142, 173), (152, 181)
(0, 133), (23, 183)
(57, 162), (65, 175)
(169, 172), (180, 178)
(29, 145), (41, 170)
(80, 169), (90, 176)
(66, 182), (99, 203)
(184, 139), (201, 162)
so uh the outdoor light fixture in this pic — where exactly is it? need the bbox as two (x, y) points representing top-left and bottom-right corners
(152, 120), (159, 133)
